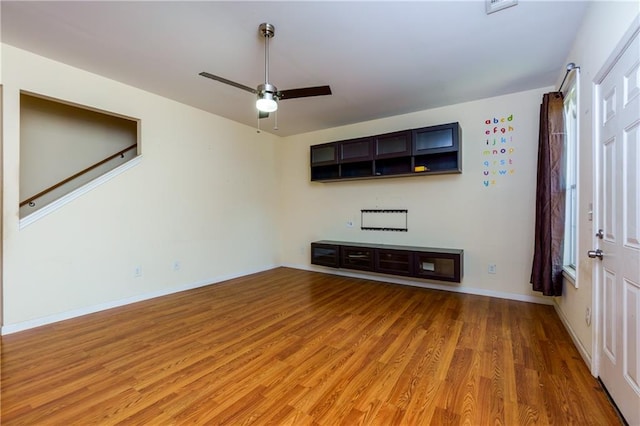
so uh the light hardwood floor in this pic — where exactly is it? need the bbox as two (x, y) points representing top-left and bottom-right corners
(1, 267), (621, 425)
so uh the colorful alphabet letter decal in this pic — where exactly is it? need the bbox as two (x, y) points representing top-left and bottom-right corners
(482, 114), (515, 187)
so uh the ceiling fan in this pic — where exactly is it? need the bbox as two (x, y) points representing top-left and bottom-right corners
(199, 23), (332, 120)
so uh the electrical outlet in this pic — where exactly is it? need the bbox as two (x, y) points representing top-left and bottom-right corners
(173, 261), (181, 271)
(134, 265), (142, 277)
(585, 307), (592, 326)
(488, 264), (497, 274)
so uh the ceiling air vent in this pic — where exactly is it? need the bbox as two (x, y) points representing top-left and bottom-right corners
(486, 0), (518, 14)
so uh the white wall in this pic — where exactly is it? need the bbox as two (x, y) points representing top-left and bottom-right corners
(279, 87), (552, 303)
(1, 45), (282, 330)
(555, 3), (639, 365)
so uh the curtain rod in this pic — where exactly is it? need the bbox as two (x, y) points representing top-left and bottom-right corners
(558, 62), (580, 92)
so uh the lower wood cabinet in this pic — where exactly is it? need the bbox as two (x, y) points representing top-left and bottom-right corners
(311, 240), (463, 283)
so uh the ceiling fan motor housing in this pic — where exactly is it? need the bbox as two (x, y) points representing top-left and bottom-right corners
(257, 83), (278, 98)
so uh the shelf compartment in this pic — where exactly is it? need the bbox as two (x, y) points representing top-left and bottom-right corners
(311, 165), (340, 181)
(374, 156), (412, 176)
(413, 151), (460, 174)
(341, 161), (374, 179)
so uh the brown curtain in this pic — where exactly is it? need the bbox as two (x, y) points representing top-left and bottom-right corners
(531, 92), (565, 296)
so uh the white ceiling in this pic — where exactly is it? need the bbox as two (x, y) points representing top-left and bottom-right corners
(1, 1), (588, 136)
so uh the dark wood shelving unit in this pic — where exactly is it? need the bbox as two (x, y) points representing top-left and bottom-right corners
(310, 122), (461, 182)
(311, 240), (463, 283)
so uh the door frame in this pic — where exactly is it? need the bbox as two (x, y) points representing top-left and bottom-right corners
(591, 15), (640, 378)
(0, 84), (3, 330)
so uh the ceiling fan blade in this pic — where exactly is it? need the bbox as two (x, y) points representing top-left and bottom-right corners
(199, 71), (257, 94)
(278, 85), (332, 100)
(258, 110), (269, 119)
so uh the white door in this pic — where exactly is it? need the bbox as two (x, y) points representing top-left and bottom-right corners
(595, 25), (640, 426)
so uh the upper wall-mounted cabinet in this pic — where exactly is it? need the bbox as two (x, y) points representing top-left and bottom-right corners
(310, 122), (461, 182)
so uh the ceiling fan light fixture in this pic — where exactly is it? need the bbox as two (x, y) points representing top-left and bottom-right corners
(256, 83), (278, 112)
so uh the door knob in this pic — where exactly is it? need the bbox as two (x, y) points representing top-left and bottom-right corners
(595, 229), (604, 239)
(587, 249), (604, 260)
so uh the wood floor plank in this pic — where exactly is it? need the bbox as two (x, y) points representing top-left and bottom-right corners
(0, 267), (621, 425)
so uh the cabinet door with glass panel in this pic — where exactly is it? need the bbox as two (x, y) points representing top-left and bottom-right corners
(376, 249), (413, 276)
(310, 242), (340, 267)
(413, 251), (462, 282)
(340, 245), (375, 271)
(310, 142), (339, 181)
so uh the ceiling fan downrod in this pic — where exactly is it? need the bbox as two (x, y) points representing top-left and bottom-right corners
(256, 23), (278, 112)
(260, 23), (274, 85)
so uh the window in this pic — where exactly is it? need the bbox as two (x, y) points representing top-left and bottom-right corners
(563, 72), (579, 278)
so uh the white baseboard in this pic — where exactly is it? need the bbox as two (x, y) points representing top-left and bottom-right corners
(553, 300), (593, 370)
(1, 264), (277, 335)
(282, 263), (554, 305)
